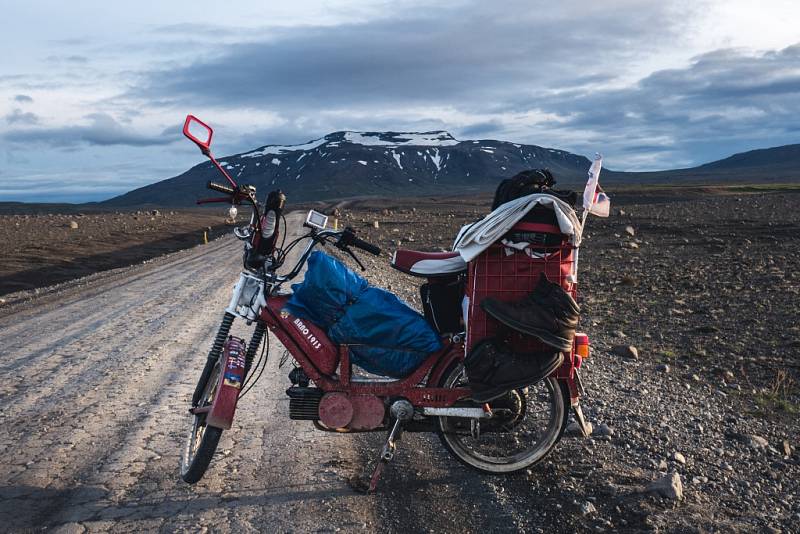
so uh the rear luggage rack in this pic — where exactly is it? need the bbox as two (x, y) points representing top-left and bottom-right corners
(466, 221), (575, 359)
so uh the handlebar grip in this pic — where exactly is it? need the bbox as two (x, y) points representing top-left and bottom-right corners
(208, 181), (235, 195)
(350, 236), (381, 256)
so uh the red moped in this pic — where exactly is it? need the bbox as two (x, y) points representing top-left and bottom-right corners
(179, 116), (593, 491)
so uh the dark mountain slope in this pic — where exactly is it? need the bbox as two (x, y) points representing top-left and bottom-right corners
(104, 131), (592, 206)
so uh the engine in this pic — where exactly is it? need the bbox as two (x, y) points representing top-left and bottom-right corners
(285, 385), (386, 431)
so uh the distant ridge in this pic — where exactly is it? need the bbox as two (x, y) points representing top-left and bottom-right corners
(104, 132), (800, 206)
(603, 143), (800, 184)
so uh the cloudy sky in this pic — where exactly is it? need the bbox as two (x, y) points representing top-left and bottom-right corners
(1, 0), (798, 202)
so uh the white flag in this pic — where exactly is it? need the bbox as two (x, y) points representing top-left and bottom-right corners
(582, 153), (610, 218)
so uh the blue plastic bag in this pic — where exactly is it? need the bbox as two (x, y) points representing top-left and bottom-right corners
(283, 251), (442, 377)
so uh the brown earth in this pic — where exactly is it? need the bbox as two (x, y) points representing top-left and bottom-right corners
(0, 208), (237, 298)
(0, 188), (798, 532)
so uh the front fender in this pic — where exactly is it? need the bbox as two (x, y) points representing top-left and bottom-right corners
(206, 336), (247, 430)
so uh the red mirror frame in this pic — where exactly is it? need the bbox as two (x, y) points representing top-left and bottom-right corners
(183, 114), (213, 154)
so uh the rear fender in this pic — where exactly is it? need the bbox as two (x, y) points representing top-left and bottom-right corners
(428, 342), (465, 387)
(206, 336), (247, 430)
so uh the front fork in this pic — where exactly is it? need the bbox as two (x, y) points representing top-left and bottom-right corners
(190, 313), (268, 429)
(192, 312), (235, 407)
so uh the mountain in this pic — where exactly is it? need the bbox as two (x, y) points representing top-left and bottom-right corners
(103, 132), (800, 207)
(603, 144), (800, 184)
(103, 131), (593, 206)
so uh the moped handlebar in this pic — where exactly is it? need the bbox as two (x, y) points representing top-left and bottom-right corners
(208, 181), (235, 195)
(336, 227), (381, 256)
(347, 235), (381, 256)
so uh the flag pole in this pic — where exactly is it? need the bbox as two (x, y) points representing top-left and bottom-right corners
(573, 154), (603, 284)
(572, 209), (589, 284)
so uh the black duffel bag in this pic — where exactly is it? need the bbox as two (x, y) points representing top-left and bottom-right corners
(492, 169), (577, 212)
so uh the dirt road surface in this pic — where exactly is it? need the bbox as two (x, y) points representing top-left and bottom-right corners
(0, 213), (544, 533)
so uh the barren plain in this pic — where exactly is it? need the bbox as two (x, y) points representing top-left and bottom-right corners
(0, 188), (798, 533)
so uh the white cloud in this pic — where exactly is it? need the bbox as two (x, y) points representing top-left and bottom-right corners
(1, 0), (799, 201)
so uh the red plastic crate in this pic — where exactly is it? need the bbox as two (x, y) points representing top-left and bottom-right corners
(466, 222), (576, 354)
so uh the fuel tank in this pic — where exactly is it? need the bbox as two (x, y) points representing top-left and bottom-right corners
(265, 295), (339, 375)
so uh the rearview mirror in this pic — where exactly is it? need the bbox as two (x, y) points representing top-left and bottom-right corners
(183, 115), (213, 153)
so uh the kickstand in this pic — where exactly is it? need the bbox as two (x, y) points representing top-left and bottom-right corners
(366, 417), (404, 493)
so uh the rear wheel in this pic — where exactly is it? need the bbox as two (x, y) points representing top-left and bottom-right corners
(181, 358), (224, 484)
(436, 362), (568, 473)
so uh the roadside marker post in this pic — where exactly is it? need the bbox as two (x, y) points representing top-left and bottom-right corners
(203, 231), (208, 244)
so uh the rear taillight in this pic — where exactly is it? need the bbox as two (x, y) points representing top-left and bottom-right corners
(574, 332), (590, 358)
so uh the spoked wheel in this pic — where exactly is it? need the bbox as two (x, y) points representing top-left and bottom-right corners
(436, 362), (569, 473)
(181, 358), (224, 484)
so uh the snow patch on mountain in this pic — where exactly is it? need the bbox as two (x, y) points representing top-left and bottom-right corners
(342, 131), (458, 147)
(391, 150), (403, 169)
(240, 137), (328, 158)
(429, 148), (442, 171)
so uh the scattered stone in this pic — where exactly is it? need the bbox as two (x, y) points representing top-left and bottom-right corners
(695, 325), (719, 334)
(782, 440), (791, 457)
(617, 209), (626, 216)
(721, 369), (735, 381)
(691, 374), (700, 381)
(656, 363), (670, 373)
(673, 451), (686, 465)
(567, 420), (593, 436)
(647, 472), (683, 500)
(620, 275), (637, 286)
(748, 435), (769, 449)
(612, 345), (638, 359)
(151, 210), (160, 216)
(625, 225), (635, 236)
(50, 523), (85, 534)
(595, 423), (614, 437)
(69, 221), (79, 229)
(612, 330), (626, 338)
(579, 501), (597, 516)
(658, 459), (668, 471)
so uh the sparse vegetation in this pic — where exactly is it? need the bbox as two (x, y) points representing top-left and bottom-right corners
(753, 369), (799, 416)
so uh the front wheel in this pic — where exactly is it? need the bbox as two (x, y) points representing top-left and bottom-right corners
(436, 362), (569, 473)
(181, 358), (224, 484)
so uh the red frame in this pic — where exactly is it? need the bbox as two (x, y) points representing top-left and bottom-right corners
(259, 296), (469, 408)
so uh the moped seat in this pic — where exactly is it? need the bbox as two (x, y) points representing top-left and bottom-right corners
(391, 249), (467, 277)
